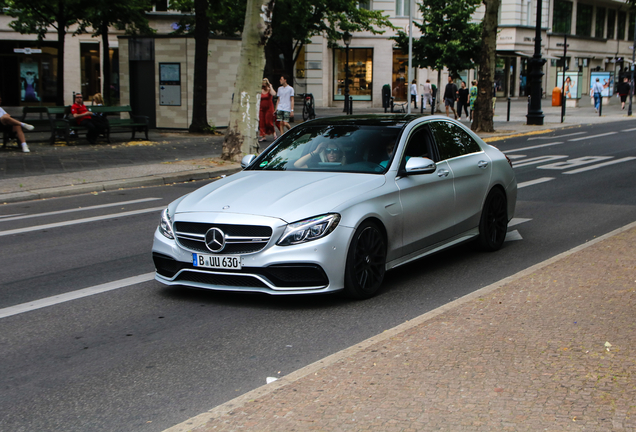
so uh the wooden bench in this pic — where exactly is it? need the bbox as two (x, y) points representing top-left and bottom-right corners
(90, 105), (149, 142)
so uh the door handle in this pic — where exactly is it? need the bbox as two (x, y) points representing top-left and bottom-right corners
(477, 160), (489, 169)
(437, 169), (450, 177)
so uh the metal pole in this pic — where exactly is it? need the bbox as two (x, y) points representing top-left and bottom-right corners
(629, 18), (636, 116)
(526, 0), (546, 125)
(407, 0), (413, 114)
(561, 34), (567, 123)
(421, 95), (424, 114)
(344, 45), (350, 114)
(507, 97), (511, 121)
(599, 92), (603, 116)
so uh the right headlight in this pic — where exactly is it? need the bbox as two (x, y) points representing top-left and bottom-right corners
(277, 214), (340, 246)
(159, 208), (175, 239)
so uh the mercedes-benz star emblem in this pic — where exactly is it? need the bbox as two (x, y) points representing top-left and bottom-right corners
(204, 227), (226, 252)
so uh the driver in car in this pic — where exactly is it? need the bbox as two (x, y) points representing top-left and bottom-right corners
(294, 142), (346, 168)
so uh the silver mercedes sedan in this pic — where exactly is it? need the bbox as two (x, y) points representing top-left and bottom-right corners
(152, 115), (516, 299)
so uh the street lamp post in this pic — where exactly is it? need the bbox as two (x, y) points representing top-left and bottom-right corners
(526, 0), (546, 125)
(343, 31), (352, 114)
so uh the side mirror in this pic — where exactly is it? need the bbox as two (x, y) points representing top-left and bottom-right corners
(404, 157), (437, 175)
(241, 154), (256, 169)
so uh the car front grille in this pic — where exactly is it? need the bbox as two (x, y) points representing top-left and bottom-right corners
(174, 222), (273, 254)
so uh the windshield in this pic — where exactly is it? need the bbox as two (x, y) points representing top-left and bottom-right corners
(249, 124), (403, 174)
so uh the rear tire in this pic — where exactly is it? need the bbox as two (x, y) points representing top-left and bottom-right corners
(344, 221), (387, 299)
(477, 188), (508, 251)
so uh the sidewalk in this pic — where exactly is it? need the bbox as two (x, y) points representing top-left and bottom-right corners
(166, 222), (636, 432)
(1, 97), (634, 205)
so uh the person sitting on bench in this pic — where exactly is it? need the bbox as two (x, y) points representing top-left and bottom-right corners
(0, 93), (33, 153)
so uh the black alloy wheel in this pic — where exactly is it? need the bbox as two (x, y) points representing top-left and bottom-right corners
(344, 221), (387, 299)
(478, 187), (508, 251)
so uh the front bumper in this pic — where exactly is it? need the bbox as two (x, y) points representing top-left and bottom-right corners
(152, 216), (354, 295)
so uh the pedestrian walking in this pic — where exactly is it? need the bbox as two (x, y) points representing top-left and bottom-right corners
(591, 78), (603, 113)
(444, 76), (458, 119)
(618, 77), (630, 110)
(275, 74), (294, 134)
(421, 79), (433, 110)
(410, 80), (418, 109)
(469, 80), (478, 121)
(456, 81), (469, 120)
(0, 93), (33, 152)
(259, 78), (276, 142)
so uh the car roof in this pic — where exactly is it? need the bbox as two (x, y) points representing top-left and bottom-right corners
(303, 114), (419, 128)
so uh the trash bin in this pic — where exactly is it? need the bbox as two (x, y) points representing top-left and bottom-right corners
(552, 87), (562, 106)
(382, 84), (391, 109)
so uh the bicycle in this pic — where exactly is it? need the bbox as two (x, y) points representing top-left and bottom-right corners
(298, 93), (316, 121)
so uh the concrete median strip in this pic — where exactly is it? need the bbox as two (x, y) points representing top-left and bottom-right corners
(163, 219), (636, 432)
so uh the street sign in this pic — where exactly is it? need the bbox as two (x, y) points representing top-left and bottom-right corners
(13, 48), (42, 54)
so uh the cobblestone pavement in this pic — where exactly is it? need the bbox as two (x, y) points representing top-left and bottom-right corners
(166, 224), (636, 432)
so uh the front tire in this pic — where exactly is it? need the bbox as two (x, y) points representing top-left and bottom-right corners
(478, 188), (508, 251)
(344, 221), (387, 299)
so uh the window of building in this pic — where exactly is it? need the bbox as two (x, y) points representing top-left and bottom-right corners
(595, 7), (606, 38)
(153, 0), (168, 12)
(80, 42), (100, 99)
(391, 49), (409, 101)
(618, 11), (626, 40)
(629, 12), (635, 41)
(553, 0), (572, 34)
(333, 48), (373, 101)
(607, 9), (616, 39)
(576, 4), (593, 36)
(359, 0), (371, 10)
(395, 0), (410, 17)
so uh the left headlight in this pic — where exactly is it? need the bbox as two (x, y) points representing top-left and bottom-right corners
(159, 208), (175, 239)
(277, 214), (341, 246)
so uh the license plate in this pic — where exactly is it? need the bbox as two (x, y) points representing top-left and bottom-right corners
(192, 253), (242, 270)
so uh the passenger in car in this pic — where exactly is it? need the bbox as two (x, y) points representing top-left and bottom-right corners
(294, 142), (346, 168)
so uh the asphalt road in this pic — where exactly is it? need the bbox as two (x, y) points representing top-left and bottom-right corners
(1, 121), (635, 432)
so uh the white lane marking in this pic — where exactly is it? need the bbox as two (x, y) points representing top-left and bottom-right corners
(505, 142), (564, 153)
(506, 154), (526, 160)
(517, 177), (555, 188)
(504, 230), (523, 242)
(563, 157), (636, 174)
(527, 132), (585, 140)
(0, 213), (26, 219)
(0, 273), (155, 319)
(0, 206), (165, 237)
(537, 156), (613, 170)
(513, 155), (568, 167)
(0, 198), (162, 223)
(568, 132), (617, 141)
(508, 218), (532, 227)
(621, 127), (636, 132)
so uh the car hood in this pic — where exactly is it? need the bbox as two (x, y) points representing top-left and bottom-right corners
(175, 171), (386, 222)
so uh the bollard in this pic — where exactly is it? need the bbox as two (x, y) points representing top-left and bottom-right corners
(431, 97), (435, 116)
(507, 97), (511, 121)
(421, 95), (424, 114)
(348, 96), (353, 115)
(599, 95), (602, 116)
(390, 97), (395, 113)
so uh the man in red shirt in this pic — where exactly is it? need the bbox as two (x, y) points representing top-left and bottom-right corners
(71, 93), (99, 144)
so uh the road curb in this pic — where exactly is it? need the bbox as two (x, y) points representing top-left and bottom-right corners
(0, 167), (242, 204)
(162, 219), (636, 432)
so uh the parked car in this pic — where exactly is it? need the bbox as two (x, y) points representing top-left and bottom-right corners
(152, 115), (517, 299)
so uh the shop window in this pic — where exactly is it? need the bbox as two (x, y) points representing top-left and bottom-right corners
(618, 11), (626, 40)
(552, 0), (572, 34)
(81, 43), (100, 100)
(576, 4), (593, 37)
(391, 49), (409, 101)
(333, 48), (373, 101)
(595, 7), (605, 38)
(296, 46), (305, 79)
(629, 13), (635, 41)
(607, 9), (616, 39)
(395, 0), (410, 17)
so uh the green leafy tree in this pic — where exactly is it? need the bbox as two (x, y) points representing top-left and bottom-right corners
(391, 0), (481, 81)
(170, 0), (246, 132)
(77, 0), (154, 105)
(265, 0), (395, 85)
(6, 0), (83, 105)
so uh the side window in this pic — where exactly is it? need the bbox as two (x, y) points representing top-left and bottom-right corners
(403, 126), (433, 160)
(429, 121), (482, 160)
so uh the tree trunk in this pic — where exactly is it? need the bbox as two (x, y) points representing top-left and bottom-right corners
(101, 24), (111, 105)
(189, 0), (211, 133)
(471, 0), (499, 133)
(55, 6), (66, 106)
(222, 0), (275, 161)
